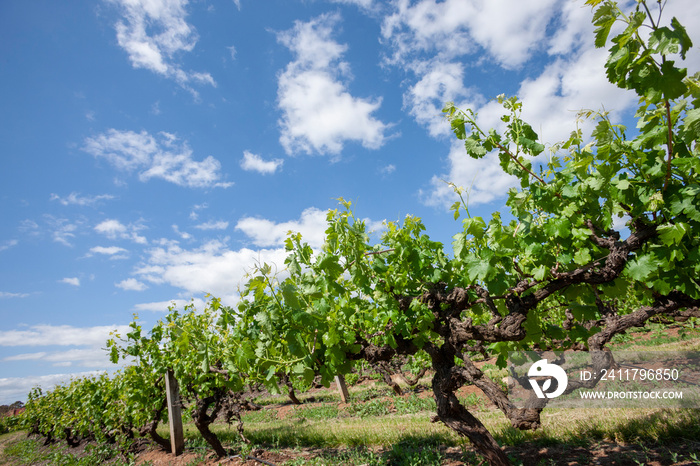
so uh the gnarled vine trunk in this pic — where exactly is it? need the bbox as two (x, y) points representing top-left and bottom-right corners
(191, 391), (227, 458)
(138, 398), (170, 451)
(427, 343), (512, 466)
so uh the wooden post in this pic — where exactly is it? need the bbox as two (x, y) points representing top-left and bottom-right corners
(335, 374), (350, 403)
(165, 370), (185, 456)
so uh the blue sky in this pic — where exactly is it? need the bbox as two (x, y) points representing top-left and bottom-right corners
(1, 0), (699, 404)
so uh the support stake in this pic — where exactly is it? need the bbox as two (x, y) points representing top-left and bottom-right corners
(165, 370), (184, 456)
(335, 374), (350, 403)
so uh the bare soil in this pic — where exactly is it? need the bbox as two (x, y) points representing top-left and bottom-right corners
(4, 327), (700, 465)
(129, 440), (700, 466)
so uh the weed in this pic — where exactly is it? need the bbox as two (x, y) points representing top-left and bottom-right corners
(346, 399), (390, 418)
(1, 436), (131, 466)
(393, 394), (435, 415)
(292, 405), (339, 421)
(344, 373), (360, 386)
(242, 408), (278, 423)
(689, 451), (700, 465)
(459, 392), (485, 409)
(351, 386), (390, 402)
(387, 439), (444, 465)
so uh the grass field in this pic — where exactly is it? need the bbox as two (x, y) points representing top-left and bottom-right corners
(2, 323), (700, 465)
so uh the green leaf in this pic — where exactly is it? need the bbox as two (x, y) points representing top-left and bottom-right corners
(591, 2), (619, 48)
(450, 201), (461, 220)
(670, 18), (693, 59)
(464, 135), (487, 159)
(571, 304), (598, 322)
(318, 254), (343, 279)
(465, 255), (495, 282)
(450, 117), (466, 139)
(544, 217), (571, 239)
(519, 136), (544, 156)
(574, 248), (592, 265)
(463, 216), (487, 239)
(625, 254), (658, 281)
(532, 265), (547, 281)
(649, 26), (681, 56)
(281, 282), (300, 310)
(657, 222), (688, 246)
(682, 108), (700, 143)
(657, 60), (688, 100)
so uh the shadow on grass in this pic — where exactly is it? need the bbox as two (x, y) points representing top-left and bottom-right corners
(494, 408), (700, 449)
(266, 433), (459, 466)
(210, 408), (700, 464)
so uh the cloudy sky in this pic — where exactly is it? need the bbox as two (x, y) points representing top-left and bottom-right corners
(1, 0), (699, 404)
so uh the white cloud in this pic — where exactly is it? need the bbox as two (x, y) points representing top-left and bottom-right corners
(116, 278), (148, 291)
(227, 45), (237, 60)
(94, 219), (147, 244)
(3, 349), (110, 368)
(0, 371), (106, 405)
(3, 352), (48, 361)
(18, 220), (39, 234)
(235, 207), (329, 249)
(408, 1), (652, 209)
(404, 60), (476, 137)
(59, 277), (81, 287)
(194, 220), (229, 231)
(189, 203), (208, 221)
(95, 219), (127, 237)
(422, 140), (517, 209)
(133, 239), (288, 305)
(0, 240), (18, 252)
(172, 225), (192, 240)
(329, 0), (375, 10)
(381, 164), (396, 175)
(50, 192), (115, 207)
(43, 216), (81, 247)
(0, 291), (30, 299)
(240, 151), (283, 174)
(277, 13), (389, 156)
(89, 246), (128, 256)
(133, 297), (206, 312)
(514, 47), (637, 145)
(108, 0), (215, 95)
(0, 323), (133, 402)
(0, 324), (130, 347)
(83, 129), (232, 189)
(382, 0), (558, 68)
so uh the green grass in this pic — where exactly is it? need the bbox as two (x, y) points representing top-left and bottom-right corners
(291, 405), (340, 421)
(345, 398), (391, 418)
(610, 323), (700, 350)
(393, 394), (436, 415)
(3, 326), (698, 465)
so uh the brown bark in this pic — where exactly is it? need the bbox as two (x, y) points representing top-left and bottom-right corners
(427, 343), (512, 466)
(395, 367), (428, 387)
(140, 421), (170, 451)
(138, 397), (170, 451)
(372, 361), (403, 395)
(278, 373), (302, 405)
(191, 392), (227, 457)
(341, 217), (700, 465)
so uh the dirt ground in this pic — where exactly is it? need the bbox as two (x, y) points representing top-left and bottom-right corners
(4, 393), (700, 466)
(131, 440), (700, 466)
(5, 328), (700, 465)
